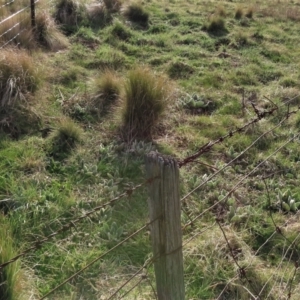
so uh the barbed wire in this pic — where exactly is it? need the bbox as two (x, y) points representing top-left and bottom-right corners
(182, 130), (299, 231)
(0, 19), (22, 40)
(0, 176), (158, 270)
(0, 0), (15, 10)
(178, 104), (278, 167)
(0, 2), (31, 26)
(178, 93), (300, 168)
(0, 27), (25, 49)
(39, 217), (160, 300)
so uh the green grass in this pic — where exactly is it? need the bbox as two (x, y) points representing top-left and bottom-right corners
(2, 0), (300, 298)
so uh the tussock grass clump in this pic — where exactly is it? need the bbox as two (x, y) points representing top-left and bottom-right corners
(87, 3), (112, 27)
(0, 48), (41, 135)
(49, 118), (83, 159)
(54, 0), (87, 31)
(245, 6), (254, 18)
(121, 67), (170, 140)
(216, 5), (226, 17)
(110, 21), (132, 40)
(235, 6), (243, 19)
(92, 69), (121, 116)
(34, 11), (69, 51)
(121, 1), (149, 26)
(103, 0), (122, 12)
(205, 15), (226, 33)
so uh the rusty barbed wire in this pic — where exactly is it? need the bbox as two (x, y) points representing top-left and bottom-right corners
(0, 0), (15, 10)
(182, 131), (299, 230)
(0, 176), (159, 271)
(178, 104), (278, 167)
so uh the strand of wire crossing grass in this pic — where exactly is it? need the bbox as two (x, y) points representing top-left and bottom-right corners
(106, 254), (159, 300)
(0, 177), (158, 270)
(0, 14), (28, 40)
(39, 218), (159, 300)
(178, 93), (300, 168)
(180, 104), (300, 206)
(182, 132), (299, 230)
(0, 27), (26, 49)
(180, 114), (288, 206)
(0, 0), (40, 26)
(0, 0), (15, 10)
(0, 20), (22, 39)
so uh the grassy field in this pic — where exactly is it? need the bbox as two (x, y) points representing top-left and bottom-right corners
(1, 0), (300, 299)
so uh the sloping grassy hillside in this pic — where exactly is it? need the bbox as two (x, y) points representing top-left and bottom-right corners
(1, 0), (300, 299)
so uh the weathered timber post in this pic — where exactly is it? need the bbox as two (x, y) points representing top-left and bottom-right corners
(145, 152), (185, 300)
(30, 0), (35, 28)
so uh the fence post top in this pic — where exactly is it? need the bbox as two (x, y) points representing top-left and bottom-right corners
(146, 151), (178, 167)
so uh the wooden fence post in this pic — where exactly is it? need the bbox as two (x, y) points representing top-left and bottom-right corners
(30, 0), (35, 28)
(145, 152), (185, 300)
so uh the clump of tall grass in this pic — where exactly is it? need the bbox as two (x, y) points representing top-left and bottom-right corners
(34, 10), (69, 51)
(0, 48), (41, 135)
(103, 0), (122, 12)
(48, 118), (84, 159)
(120, 67), (171, 140)
(121, 1), (149, 26)
(87, 2), (112, 27)
(54, 0), (87, 31)
(91, 69), (122, 118)
(235, 6), (244, 19)
(206, 15), (226, 33)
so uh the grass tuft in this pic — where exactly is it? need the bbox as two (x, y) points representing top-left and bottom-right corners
(48, 118), (84, 159)
(121, 67), (170, 140)
(245, 6), (254, 18)
(91, 69), (122, 118)
(235, 6), (244, 19)
(54, 0), (87, 32)
(0, 48), (41, 136)
(103, 0), (122, 12)
(35, 10), (69, 51)
(206, 15), (226, 33)
(121, 1), (149, 26)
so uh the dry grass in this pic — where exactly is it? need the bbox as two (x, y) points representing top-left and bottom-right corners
(91, 69), (122, 118)
(0, 48), (41, 135)
(0, 12), (35, 49)
(257, 4), (300, 21)
(54, 0), (86, 27)
(120, 67), (171, 140)
(34, 10), (69, 51)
